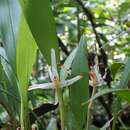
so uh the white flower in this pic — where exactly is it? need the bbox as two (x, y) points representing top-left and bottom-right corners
(28, 48), (82, 91)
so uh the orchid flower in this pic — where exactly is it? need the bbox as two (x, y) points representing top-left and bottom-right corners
(28, 48), (82, 130)
(89, 55), (105, 87)
(28, 48), (82, 91)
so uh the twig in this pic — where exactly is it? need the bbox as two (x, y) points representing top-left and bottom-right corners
(58, 37), (69, 56)
(86, 72), (97, 130)
(75, 0), (102, 48)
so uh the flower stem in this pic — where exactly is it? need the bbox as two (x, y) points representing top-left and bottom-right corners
(20, 93), (30, 130)
(86, 83), (97, 130)
(56, 87), (66, 130)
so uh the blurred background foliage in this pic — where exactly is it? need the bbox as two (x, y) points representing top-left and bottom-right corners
(0, 0), (130, 130)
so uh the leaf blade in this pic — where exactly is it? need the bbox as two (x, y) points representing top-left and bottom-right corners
(18, 0), (59, 64)
(69, 36), (89, 129)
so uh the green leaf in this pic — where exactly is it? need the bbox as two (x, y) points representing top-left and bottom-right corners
(0, 86), (19, 102)
(0, 2), (20, 128)
(66, 105), (79, 130)
(0, 47), (20, 102)
(122, 46), (130, 56)
(16, 14), (37, 94)
(88, 89), (119, 103)
(16, 14), (37, 130)
(85, 88), (130, 104)
(0, 61), (19, 129)
(0, 0), (20, 70)
(112, 58), (130, 126)
(60, 47), (78, 81)
(119, 2), (130, 16)
(69, 36), (89, 129)
(90, 125), (99, 130)
(111, 62), (124, 79)
(18, 0), (59, 64)
(0, 46), (20, 118)
(116, 90), (130, 103)
(119, 58), (130, 88)
(0, 63), (12, 115)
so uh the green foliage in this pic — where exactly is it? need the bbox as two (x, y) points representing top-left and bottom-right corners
(1, 0), (130, 130)
(0, 0), (20, 70)
(60, 47), (78, 81)
(16, 14), (37, 129)
(119, 58), (130, 88)
(119, 2), (130, 16)
(111, 62), (124, 79)
(19, 0), (59, 64)
(69, 36), (89, 129)
(116, 90), (130, 103)
(0, 1), (20, 129)
(88, 88), (130, 103)
(0, 62), (19, 129)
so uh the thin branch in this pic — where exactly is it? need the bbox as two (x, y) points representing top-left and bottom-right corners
(77, 5), (81, 42)
(75, 0), (108, 65)
(58, 37), (69, 56)
(75, 0), (102, 48)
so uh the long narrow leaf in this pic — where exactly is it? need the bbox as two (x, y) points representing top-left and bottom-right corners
(119, 58), (130, 88)
(0, 47), (20, 119)
(18, 0), (59, 64)
(60, 47), (78, 81)
(69, 36), (89, 129)
(16, 14), (37, 130)
(82, 89), (130, 104)
(0, 0), (20, 70)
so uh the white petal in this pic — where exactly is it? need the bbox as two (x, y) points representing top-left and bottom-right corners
(60, 47), (78, 81)
(61, 75), (82, 87)
(28, 82), (54, 90)
(51, 49), (59, 78)
(89, 80), (93, 86)
(28, 75), (82, 91)
(48, 67), (54, 82)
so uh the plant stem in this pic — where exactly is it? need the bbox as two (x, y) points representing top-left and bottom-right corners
(20, 92), (30, 130)
(55, 82), (66, 130)
(112, 113), (117, 130)
(118, 117), (127, 130)
(86, 83), (97, 130)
